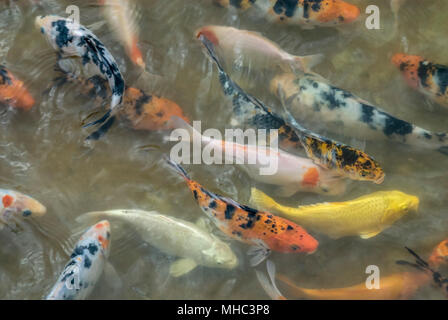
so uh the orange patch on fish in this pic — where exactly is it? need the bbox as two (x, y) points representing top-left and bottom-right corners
(98, 235), (109, 250)
(2, 195), (13, 208)
(391, 53), (424, 89)
(0, 66), (35, 110)
(313, 0), (360, 23)
(129, 36), (145, 68)
(196, 26), (219, 46)
(302, 167), (319, 187)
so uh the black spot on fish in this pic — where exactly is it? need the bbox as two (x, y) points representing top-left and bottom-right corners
(417, 61), (434, 89)
(302, 0), (323, 18)
(360, 103), (374, 124)
(225, 204), (236, 219)
(52, 20), (73, 48)
(232, 230), (242, 237)
(435, 64), (448, 96)
(209, 200), (217, 209)
(87, 243), (98, 255)
(71, 246), (84, 258)
(229, 0), (256, 8)
(341, 147), (360, 166)
(193, 190), (198, 200)
(265, 219), (272, 224)
(273, 0), (299, 18)
(291, 245), (300, 251)
(22, 210), (32, 217)
(287, 225), (294, 230)
(84, 256), (92, 268)
(382, 112), (414, 137)
(134, 91), (152, 116)
(321, 87), (347, 110)
(0, 65), (12, 86)
(424, 132), (432, 140)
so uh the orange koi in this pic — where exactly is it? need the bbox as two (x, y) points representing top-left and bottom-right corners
(0, 65), (35, 110)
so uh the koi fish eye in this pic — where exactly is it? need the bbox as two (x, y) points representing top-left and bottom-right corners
(22, 209), (32, 217)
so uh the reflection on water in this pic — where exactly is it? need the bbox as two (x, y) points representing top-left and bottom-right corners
(0, 0), (447, 299)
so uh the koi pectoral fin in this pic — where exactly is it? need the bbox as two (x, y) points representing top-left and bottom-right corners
(255, 260), (287, 300)
(247, 243), (271, 267)
(169, 258), (198, 277)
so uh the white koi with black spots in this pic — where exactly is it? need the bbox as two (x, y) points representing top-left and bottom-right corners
(271, 73), (448, 155)
(35, 15), (125, 139)
(46, 220), (111, 300)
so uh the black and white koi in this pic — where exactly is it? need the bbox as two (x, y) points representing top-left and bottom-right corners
(35, 15), (125, 139)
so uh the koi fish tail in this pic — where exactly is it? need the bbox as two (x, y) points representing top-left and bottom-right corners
(85, 114), (116, 140)
(129, 36), (145, 68)
(164, 156), (191, 181)
(250, 188), (279, 212)
(255, 260), (287, 300)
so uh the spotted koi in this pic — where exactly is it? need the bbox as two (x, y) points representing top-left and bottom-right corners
(0, 65), (35, 110)
(272, 72), (448, 156)
(0, 189), (46, 227)
(165, 158), (319, 263)
(199, 34), (384, 184)
(212, 0), (360, 28)
(35, 15), (125, 140)
(52, 62), (189, 132)
(392, 54), (448, 109)
(46, 220), (111, 300)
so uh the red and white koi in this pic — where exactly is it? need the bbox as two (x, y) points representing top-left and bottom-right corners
(196, 25), (323, 73)
(0, 189), (46, 227)
(165, 158), (319, 265)
(392, 53), (448, 109)
(0, 65), (35, 110)
(169, 116), (346, 197)
(99, 0), (145, 68)
(213, 0), (360, 29)
(35, 15), (125, 139)
(46, 220), (111, 300)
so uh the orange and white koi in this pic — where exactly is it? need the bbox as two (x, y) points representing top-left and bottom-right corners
(47, 220), (111, 300)
(35, 15), (125, 139)
(195, 25), (323, 73)
(99, 0), (145, 68)
(169, 116), (346, 197)
(0, 65), (35, 110)
(213, 0), (360, 29)
(165, 158), (319, 265)
(0, 189), (46, 227)
(392, 53), (448, 109)
(52, 63), (189, 133)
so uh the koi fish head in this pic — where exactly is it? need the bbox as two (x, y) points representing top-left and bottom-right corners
(428, 239), (448, 269)
(274, 220), (319, 254)
(0, 66), (35, 110)
(391, 53), (425, 89)
(311, 0), (360, 26)
(1, 189), (46, 220)
(204, 241), (238, 270)
(80, 220), (111, 258)
(35, 15), (76, 51)
(385, 191), (419, 221)
(195, 26), (219, 46)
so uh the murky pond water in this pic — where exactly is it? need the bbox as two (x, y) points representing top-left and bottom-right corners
(1, 0), (448, 300)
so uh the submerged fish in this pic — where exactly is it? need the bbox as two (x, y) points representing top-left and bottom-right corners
(271, 72), (448, 156)
(99, 0), (145, 68)
(165, 158), (318, 265)
(258, 239), (448, 300)
(0, 189), (46, 227)
(35, 15), (125, 139)
(47, 220), (111, 300)
(76, 209), (238, 277)
(169, 115), (346, 197)
(212, 0), (360, 28)
(0, 65), (35, 110)
(250, 188), (419, 239)
(392, 53), (448, 109)
(52, 63), (189, 131)
(195, 25), (323, 73)
(199, 33), (385, 184)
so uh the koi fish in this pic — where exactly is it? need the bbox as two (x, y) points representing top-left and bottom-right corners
(99, 0), (145, 68)
(250, 188), (419, 239)
(0, 65), (35, 110)
(199, 33), (385, 184)
(195, 25), (323, 73)
(258, 239), (448, 300)
(0, 189), (46, 228)
(35, 15), (125, 139)
(271, 72), (448, 156)
(392, 53), (448, 109)
(76, 209), (238, 277)
(212, 0), (360, 29)
(165, 158), (318, 265)
(52, 63), (189, 132)
(169, 115), (346, 197)
(46, 220), (111, 300)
